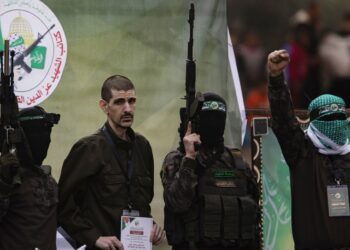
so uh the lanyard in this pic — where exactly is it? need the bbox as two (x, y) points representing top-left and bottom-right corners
(102, 126), (134, 209)
(328, 156), (343, 185)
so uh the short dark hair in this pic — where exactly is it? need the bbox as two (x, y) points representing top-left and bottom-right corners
(101, 75), (135, 102)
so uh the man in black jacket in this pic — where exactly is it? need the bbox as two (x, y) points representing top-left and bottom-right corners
(58, 75), (165, 250)
(268, 49), (350, 249)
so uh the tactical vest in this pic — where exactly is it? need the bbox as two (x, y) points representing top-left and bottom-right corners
(165, 148), (258, 248)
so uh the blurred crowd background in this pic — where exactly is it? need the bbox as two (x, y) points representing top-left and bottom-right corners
(227, 0), (350, 110)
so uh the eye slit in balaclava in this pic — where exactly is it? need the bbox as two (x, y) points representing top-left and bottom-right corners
(198, 92), (227, 147)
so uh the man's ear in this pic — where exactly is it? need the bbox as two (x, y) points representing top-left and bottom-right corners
(99, 99), (108, 114)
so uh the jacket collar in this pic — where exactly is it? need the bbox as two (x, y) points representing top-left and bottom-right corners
(104, 122), (135, 150)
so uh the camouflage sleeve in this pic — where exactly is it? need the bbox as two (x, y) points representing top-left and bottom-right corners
(160, 150), (198, 213)
(268, 74), (306, 168)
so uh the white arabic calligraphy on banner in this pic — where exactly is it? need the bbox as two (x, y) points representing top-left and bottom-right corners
(262, 128), (294, 250)
(0, 0), (67, 108)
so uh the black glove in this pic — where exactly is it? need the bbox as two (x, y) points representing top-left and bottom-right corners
(0, 153), (20, 184)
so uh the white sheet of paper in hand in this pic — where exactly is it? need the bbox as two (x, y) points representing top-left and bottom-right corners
(121, 216), (153, 250)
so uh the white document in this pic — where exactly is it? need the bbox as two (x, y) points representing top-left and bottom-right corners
(121, 216), (153, 250)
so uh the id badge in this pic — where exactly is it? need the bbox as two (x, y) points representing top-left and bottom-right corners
(327, 185), (350, 217)
(122, 209), (140, 217)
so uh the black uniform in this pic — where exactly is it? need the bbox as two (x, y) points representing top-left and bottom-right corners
(0, 106), (59, 250)
(161, 147), (259, 250)
(269, 74), (350, 249)
(0, 165), (58, 250)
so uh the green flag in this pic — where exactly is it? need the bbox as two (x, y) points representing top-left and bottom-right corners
(10, 35), (24, 48)
(31, 46), (47, 69)
(262, 128), (294, 249)
(0, 20), (4, 51)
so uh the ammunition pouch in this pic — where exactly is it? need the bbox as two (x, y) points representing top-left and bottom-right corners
(198, 193), (257, 247)
(166, 194), (257, 247)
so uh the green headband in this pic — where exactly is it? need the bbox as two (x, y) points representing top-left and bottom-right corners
(201, 101), (226, 112)
(18, 113), (60, 124)
(309, 103), (346, 121)
(308, 94), (346, 121)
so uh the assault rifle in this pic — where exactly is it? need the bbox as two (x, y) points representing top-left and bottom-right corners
(0, 40), (21, 155)
(13, 24), (55, 73)
(178, 3), (204, 151)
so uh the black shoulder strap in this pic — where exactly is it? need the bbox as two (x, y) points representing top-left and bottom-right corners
(101, 126), (134, 180)
(226, 148), (246, 170)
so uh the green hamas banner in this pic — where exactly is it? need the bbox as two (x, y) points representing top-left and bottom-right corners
(37, 1), (241, 176)
(262, 128), (294, 249)
(0, 19), (3, 51)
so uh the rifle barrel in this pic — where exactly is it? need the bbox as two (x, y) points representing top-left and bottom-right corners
(23, 24), (55, 57)
(4, 40), (9, 76)
(187, 4), (194, 61)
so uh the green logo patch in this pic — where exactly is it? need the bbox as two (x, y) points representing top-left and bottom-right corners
(31, 46), (47, 69)
(214, 170), (235, 178)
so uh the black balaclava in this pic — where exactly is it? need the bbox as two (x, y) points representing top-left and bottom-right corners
(198, 92), (227, 148)
(18, 106), (60, 166)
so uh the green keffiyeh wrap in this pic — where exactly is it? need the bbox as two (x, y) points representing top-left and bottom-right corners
(311, 119), (348, 145)
(307, 94), (350, 155)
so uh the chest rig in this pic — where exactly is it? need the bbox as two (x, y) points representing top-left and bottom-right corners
(166, 148), (258, 248)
